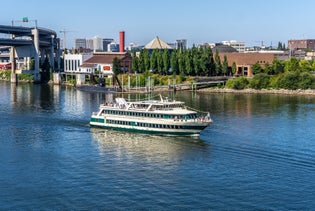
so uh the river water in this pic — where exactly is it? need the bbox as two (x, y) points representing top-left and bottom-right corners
(0, 81), (314, 210)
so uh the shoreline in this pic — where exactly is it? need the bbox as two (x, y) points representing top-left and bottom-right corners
(197, 87), (315, 96)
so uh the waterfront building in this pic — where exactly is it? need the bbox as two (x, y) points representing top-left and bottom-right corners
(64, 53), (92, 73)
(218, 52), (275, 77)
(80, 52), (132, 74)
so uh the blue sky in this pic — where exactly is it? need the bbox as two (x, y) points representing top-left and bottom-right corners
(1, 0), (315, 48)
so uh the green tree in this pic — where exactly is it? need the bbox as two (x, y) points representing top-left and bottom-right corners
(185, 50), (193, 75)
(131, 52), (138, 73)
(232, 62), (237, 76)
(299, 72), (315, 89)
(214, 50), (222, 75)
(252, 62), (263, 75)
(249, 73), (270, 89)
(150, 49), (159, 71)
(272, 58), (285, 74)
(143, 49), (150, 72)
(157, 50), (164, 74)
(285, 57), (299, 72)
(112, 57), (121, 75)
(222, 55), (228, 76)
(299, 59), (312, 72)
(264, 62), (273, 75)
(170, 50), (179, 74)
(162, 49), (170, 74)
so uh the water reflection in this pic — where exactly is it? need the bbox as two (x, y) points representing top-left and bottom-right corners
(90, 128), (209, 163)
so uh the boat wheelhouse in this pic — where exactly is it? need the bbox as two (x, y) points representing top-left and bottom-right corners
(90, 95), (212, 135)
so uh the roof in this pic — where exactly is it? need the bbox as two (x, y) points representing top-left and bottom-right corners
(212, 44), (238, 53)
(83, 52), (130, 64)
(144, 36), (172, 49)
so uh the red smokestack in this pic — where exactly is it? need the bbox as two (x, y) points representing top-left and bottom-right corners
(119, 31), (125, 52)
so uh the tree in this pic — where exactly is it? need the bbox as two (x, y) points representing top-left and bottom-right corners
(170, 50), (179, 74)
(252, 62), (263, 75)
(162, 49), (170, 74)
(143, 49), (150, 71)
(131, 52), (138, 73)
(232, 62), (237, 76)
(285, 57), (299, 72)
(272, 58), (285, 74)
(222, 55), (228, 76)
(157, 50), (164, 74)
(264, 62), (274, 75)
(299, 59), (312, 72)
(214, 50), (222, 75)
(150, 49), (158, 72)
(112, 57), (121, 75)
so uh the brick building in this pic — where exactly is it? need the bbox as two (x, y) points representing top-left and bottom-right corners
(80, 52), (132, 74)
(218, 52), (275, 77)
(288, 39), (315, 51)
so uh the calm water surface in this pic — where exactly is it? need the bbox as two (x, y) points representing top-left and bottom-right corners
(0, 81), (314, 209)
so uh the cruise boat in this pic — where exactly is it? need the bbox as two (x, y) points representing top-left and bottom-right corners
(90, 95), (212, 135)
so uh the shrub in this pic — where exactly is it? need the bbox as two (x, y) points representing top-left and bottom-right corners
(298, 72), (315, 89)
(276, 72), (299, 90)
(249, 73), (270, 89)
(225, 77), (249, 90)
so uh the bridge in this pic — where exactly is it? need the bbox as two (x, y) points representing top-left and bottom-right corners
(0, 24), (60, 83)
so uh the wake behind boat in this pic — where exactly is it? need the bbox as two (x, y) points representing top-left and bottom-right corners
(90, 95), (212, 135)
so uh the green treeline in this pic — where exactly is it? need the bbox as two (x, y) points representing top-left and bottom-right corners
(132, 49), (315, 90)
(131, 47), (231, 76)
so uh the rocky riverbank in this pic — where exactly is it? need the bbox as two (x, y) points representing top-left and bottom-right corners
(197, 87), (315, 96)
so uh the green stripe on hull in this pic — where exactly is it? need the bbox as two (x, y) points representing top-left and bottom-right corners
(90, 124), (202, 136)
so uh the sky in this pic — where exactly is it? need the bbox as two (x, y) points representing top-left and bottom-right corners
(1, 0), (315, 48)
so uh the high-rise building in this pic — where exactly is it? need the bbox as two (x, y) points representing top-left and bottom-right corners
(103, 38), (114, 52)
(175, 39), (187, 50)
(108, 42), (119, 52)
(86, 39), (94, 50)
(75, 38), (86, 49)
(93, 36), (103, 51)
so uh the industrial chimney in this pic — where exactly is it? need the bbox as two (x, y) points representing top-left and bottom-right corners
(119, 31), (125, 52)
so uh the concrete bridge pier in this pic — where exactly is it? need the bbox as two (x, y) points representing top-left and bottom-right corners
(76, 74), (85, 85)
(10, 46), (17, 84)
(32, 28), (41, 83)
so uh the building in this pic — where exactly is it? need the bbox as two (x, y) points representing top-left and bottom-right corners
(218, 52), (275, 77)
(222, 40), (246, 52)
(288, 39), (315, 51)
(175, 39), (187, 50)
(64, 53), (93, 73)
(144, 36), (172, 49)
(93, 36), (103, 51)
(86, 39), (94, 50)
(103, 38), (114, 52)
(80, 52), (132, 74)
(75, 38), (86, 49)
(108, 42), (119, 52)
